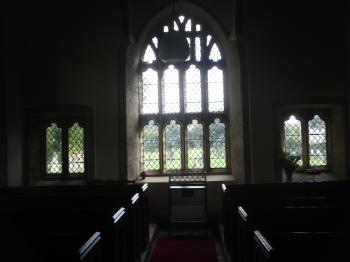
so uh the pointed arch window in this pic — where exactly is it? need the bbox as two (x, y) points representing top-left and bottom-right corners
(164, 120), (182, 171)
(282, 113), (329, 169)
(45, 122), (86, 177)
(68, 123), (85, 173)
(26, 107), (93, 183)
(187, 120), (204, 169)
(139, 14), (228, 175)
(283, 115), (303, 166)
(209, 119), (226, 169)
(143, 120), (160, 171)
(308, 115), (327, 166)
(46, 123), (63, 174)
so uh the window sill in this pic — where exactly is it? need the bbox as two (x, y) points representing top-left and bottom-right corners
(135, 174), (236, 184)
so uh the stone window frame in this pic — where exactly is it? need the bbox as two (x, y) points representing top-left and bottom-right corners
(139, 15), (229, 176)
(125, 2), (244, 181)
(25, 106), (94, 184)
(281, 110), (332, 170)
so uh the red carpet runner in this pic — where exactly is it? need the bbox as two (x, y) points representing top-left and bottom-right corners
(149, 235), (219, 262)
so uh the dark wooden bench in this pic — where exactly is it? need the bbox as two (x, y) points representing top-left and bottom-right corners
(0, 210), (103, 262)
(0, 183), (149, 262)
(237, 205), (350, 262)
(253, 230), (347, 262)
(221, 181), (350, 260)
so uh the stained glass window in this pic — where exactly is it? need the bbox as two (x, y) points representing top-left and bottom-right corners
(68, 123), (85, 173)
(46, 123), (62, 174)
(308, 115), (327, 166)
(283, 115), (303, 166)
(143, 121), (160, 170)
(209, 119), (226, 168)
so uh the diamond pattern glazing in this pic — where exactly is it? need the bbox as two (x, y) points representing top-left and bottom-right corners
(209, 119), (226, 168)
(308, 115), (327, 166)
(68, 123), (85, 173)
(283, 115), (303, 166)
(143, 120), (160, 170)
(164, 120), (181, 170)
(142, 69), (159, 114)
(46, 123), (62, 174)
(187, 120), (203, 169)
(208, 66), (224, 112)
(164, 66), (180, 113)
(185, 65), (201, 112)
(140, 15), (227, 175)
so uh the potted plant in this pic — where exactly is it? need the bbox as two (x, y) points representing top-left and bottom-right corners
(277, 151), (301, 182)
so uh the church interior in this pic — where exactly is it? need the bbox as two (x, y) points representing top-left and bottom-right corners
(2, 0), (350, 261)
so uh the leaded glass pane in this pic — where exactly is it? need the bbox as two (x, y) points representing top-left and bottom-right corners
(186, 38), (191, 61)
(163, 65), (180, 113)
(164, 120), (181, 170)
(139, 15), (228, 175)
(208, 66), (224, 112)
(207, 35), (212, 46)
(68, 123), (85, 173)
(174, 21), (179, 31)
(152, 37), (158, 48)
(142, 45), (156, 63)
(46, 123), (62, 174)
(187, 120), (203, 169)
(195, 37), (201, 61)
(142, 69), (159, 114)
(209, 43), (222, 61)
(209, 119), (226, 168)
(283, 115), (303, 166)
(185, 19), (192, 31)
(185, 65), (201, 112)
(143, 120), (160, 170)
(308, 115), (327, 166)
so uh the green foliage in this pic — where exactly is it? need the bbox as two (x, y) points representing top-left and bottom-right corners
(277, 151), (301, 174)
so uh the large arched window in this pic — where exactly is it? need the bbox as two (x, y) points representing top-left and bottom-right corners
(139, 14), (228, 175)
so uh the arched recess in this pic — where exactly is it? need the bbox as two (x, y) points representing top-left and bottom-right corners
(125, 1), (243, 181)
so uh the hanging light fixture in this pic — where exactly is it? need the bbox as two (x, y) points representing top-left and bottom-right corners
(158, 0), (190, 62)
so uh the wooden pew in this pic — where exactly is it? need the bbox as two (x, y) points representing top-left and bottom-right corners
(221, 181), (350, 260)
(237, 205), (349, 262)
(253, 230), (347, 262)
(0, 211), (102, 262)
(44, 231), (103, 262)
(0, 183), (148, 262)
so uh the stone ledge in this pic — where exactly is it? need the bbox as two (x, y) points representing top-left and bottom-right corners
(136, 175), (236, 184)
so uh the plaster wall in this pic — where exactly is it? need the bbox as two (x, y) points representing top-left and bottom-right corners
(4, 0), (348, 187)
